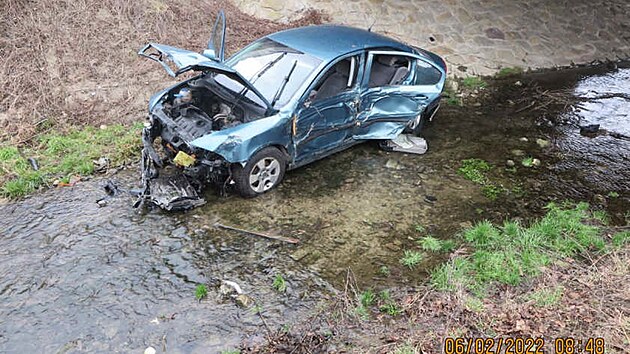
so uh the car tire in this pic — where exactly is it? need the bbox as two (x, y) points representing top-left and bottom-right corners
(233, 147), (287, 198)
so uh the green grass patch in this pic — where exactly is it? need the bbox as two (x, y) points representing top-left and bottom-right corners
(417, 236), (455, 252)
(400, 250), (423, 269)
(496, 66), (524, 78)
(526, 287), (563, 307)
(195, 284), (208, 301)
(273, 274), (287, 293)
(0, 123), (142, 198)
(612, 231), (630, 248)
(431, 203), (607, 292)
(417, 236), (443, 251)
(521, 157), (535, 167)
(458, 158), (492, 184)
(462, 76), (487, 89)
(359, 289), (376, 308)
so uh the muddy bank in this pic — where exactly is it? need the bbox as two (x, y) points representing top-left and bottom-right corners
(0, 63), (629, 352)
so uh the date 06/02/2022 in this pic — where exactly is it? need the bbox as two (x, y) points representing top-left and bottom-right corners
(443, 337), (606, 354)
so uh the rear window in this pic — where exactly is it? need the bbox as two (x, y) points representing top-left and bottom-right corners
(414, 60), (442, 85)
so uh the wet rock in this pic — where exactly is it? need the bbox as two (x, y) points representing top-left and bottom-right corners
(485, 27), (505, 40)
(511, 149), (525, 156)
(385, 159), (404, 170)
(580, 124), (600, 136)
(290, 248), (309, 261)
(93, 157), (110, 173)
(506, 159), (515, 167)
(536, 138), (550, 148)
(235, 294), (256, 308)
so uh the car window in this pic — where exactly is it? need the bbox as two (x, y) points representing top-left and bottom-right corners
(309, 55), (359, 102)
(224, 38), (322, 108)
(367, 54), (411, 88)
(414, 60), (442, 85)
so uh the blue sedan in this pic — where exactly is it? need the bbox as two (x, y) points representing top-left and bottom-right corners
(137, 11), (446, 210)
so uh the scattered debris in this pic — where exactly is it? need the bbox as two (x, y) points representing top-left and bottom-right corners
(27, 157), (39, 171)
(380, 134), (428, 155)
(214, 222), (299, 244)
(221, 280), (244, 295)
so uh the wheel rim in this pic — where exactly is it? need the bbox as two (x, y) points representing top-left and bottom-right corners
(248, 157), (281, 193)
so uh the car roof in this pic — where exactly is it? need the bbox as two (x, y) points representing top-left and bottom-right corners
(267, 25), (415, 61)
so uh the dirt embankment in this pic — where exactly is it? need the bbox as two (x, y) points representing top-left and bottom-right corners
(0, 0), (326, 144)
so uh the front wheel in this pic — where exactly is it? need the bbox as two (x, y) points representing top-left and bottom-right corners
(233, 147), (287, 197)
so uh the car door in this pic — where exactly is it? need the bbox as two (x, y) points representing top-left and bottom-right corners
(353, 50), (444, 140)
(292, 54), (363, 163)
(202, 10), (226, 62)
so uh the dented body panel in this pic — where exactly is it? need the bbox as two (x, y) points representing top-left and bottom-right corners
(137, 18), (446, 209)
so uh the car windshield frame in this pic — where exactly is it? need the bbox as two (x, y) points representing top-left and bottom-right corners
(220, 38), (323, 109)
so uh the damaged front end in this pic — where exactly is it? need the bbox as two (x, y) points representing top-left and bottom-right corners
(136, 110), (231, 211)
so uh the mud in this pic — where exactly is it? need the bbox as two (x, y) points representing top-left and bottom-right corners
(0, 63), (628, 352)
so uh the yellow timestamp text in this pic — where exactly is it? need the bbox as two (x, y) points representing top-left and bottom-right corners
(443, 337), (606, 354)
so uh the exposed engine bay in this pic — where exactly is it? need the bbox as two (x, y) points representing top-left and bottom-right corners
(135, 75), (267, 211)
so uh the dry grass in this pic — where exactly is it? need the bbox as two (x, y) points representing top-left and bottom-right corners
(0, 0), (327, 144)
(244, 247), (630, 353)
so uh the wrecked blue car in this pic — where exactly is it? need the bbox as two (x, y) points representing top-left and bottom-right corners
(137, 11), (446, 210)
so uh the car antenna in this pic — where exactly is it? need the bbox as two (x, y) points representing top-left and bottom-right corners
(368, 19), (376, 32)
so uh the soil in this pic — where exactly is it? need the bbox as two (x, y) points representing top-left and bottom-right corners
(0, 0), (326, 144)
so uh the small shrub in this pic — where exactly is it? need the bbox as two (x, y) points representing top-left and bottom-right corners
(378, 265), (391, 277)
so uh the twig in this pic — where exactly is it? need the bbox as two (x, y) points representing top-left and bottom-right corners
(213, 222), (299, 244)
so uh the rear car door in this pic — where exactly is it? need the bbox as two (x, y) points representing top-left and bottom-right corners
(353, 50), (444, 140)
(292, 54), (363, 162)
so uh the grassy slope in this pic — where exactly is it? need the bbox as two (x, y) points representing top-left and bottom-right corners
(244, 204), (630, 353)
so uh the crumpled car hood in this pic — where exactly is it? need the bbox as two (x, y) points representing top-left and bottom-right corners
(139, 43), (271, 110)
